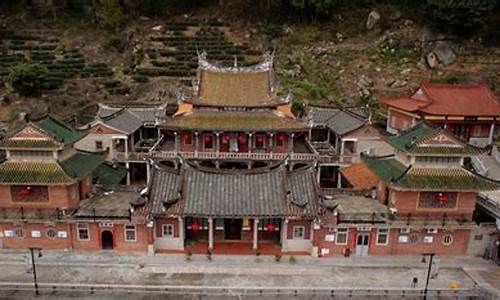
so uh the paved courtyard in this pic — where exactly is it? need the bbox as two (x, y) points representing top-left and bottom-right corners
(0, 251), (498, 299)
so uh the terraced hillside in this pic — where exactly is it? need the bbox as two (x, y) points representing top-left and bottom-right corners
(130, 19), (263, 84)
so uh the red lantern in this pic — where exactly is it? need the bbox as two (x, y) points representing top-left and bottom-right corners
(238, 135), (247, 143)
(265, 224), (275, 232)
(19, 187), (30, 197)
(434, 193), (448, 203)
(223, 134), (231, 142)
(278, 134), (286, 141)
(191, 223), (201, 231)
(256, 135), (264, 142)
(204, 135), (212, 142)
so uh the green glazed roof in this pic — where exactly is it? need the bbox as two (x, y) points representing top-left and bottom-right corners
(0, 161), (73, 184)
(60, 152), (106, 179)
(387, 122), (485, 155)
(93, 163), (128, 185)
(364, 156), (500, 191)
(35, 116), (87, 145)
(0, 152), (105, 185)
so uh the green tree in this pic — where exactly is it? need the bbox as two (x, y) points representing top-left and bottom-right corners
(6, 62), (48, 97)
(96, 0), (126, 32)
(427, 0), (498, 29)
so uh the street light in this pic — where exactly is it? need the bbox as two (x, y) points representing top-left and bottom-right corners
(421, 253), (435, 300)
(28, 248), (42, 296)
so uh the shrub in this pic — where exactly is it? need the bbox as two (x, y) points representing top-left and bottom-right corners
(96, 0), (126, 32)
(6, 62), (48, 96)
(426, 0), (498, 29)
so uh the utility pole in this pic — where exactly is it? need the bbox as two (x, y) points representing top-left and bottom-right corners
(422, 253), (435, 300)
(29, 248), (42, 296)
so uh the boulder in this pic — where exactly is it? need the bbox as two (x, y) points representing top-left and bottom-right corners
(426, 52), (439, 69)
(366, 11), (381, 30)
(432, 41), (456, 66)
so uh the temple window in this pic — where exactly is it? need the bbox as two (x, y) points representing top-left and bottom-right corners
(46, 229), (57, 239)
(376, 228), (389, 245)
(292, 226), (305, 239)
(335, 228), (348, 245)
(95, 141), (103, 150)
(11, 186), (49, 202)
(418, 192), (457, 209)
(276, 134), (286, 147)
(124, 225), (136, 242)
(203, 135), (213, 150)
(255, 134), (265, 148)
(14, 228), (25, 239)
(442, 234), (453, 246)
(184, 133), (193, 145)
(162, 224), (174, 237)
(77, 223), (90, 241)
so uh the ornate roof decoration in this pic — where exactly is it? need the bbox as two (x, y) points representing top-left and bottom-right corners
(197, 50), (274, 73)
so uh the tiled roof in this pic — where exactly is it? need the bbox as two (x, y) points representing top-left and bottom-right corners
(149, 163), (320, 218)
(75, 191), (144, 218)
(182, 166), (287, 217)
(1, 139), (61, 149)
(162, 110), (308, 132)
(98, 104), (166, 124)
(340, 163), (379, 190)
(382, 83), (500, 116)
(0, 161), (73, 184)
(149, 165), (181, 215)
(308, 107), (367, 135)
(0, 152), (104, 185)
(195, 70), (282, 107)
(323, 195), (388, 222)
(60, 152), (106, 179)
(364, 156), (500, 191)
(93, 162), (128, 185)
(35, 116), (87, 145)
(388, 122), (485, 155)
(99, 109), (143, 134)
(363, 157), (408, 182)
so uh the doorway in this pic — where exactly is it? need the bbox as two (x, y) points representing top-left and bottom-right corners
(101, 231), (114, 250)
(224, 219), (242, 240)
(355, 233), (369, 256)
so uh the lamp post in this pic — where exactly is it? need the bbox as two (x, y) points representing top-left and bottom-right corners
(28, 247), (42, 295)
(421, 253), (435, 300)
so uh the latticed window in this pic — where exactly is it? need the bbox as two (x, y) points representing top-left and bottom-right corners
(46, 229), (57, 239)
(14, 228), (25, 239)
(77, 223), (89, 240)
(125, 225), (136, 242)
(336, 228), (348, 245)
(418, 192), (457, 209)
(292, 226), (305, 239)
(376, 228), (389, 245)
(162, 224), (174, 237)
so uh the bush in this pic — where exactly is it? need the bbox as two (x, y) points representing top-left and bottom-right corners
(96, 0), (126, 32)
(6, 62), (48, 96)
(427, 0), (498, 29)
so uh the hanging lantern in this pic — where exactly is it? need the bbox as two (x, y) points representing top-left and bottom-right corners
(265, 223), (275, 232)
(434, 193), (448, 203)
(19, 187), (30, 197)
(256, 135), (264, 142)
(204, 135), (212, 142)
(238, 135), (247, 143)
(223, 134), (231, 142)
(278, 134), (286, 141)
(191, 223), (201, 231)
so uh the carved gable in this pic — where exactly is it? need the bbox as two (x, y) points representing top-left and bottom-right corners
(11, 124), (52, 140)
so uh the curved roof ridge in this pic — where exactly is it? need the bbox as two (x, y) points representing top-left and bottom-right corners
(197, 50), (273, 73)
